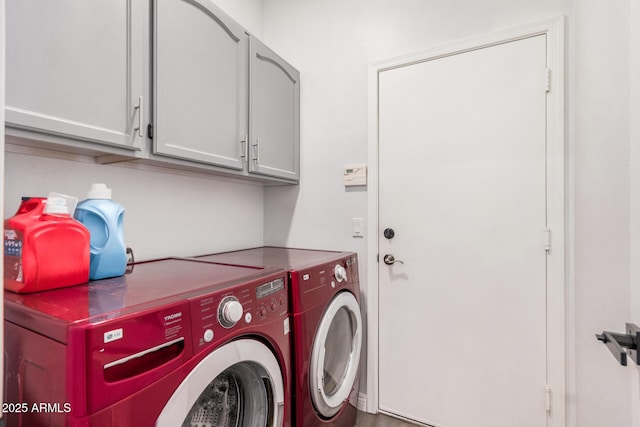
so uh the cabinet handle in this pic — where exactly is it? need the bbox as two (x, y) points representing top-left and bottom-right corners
(134, 96), (144, 138)
(241, 135), (248, 162)
(252, 138), (260, 164)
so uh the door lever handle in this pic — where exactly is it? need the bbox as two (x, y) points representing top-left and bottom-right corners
(596, 323), (640, 366)
(383, 254), (404, 265)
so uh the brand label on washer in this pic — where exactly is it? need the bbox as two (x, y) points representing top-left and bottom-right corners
(104, 328), (124, 343)
(163, 310), (184, 341)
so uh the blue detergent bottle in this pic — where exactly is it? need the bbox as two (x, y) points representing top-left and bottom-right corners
(74, 183), (127, 280)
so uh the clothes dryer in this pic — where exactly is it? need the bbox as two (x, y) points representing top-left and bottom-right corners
(4, 258), (292, 427)
(191, 247), (363, 427)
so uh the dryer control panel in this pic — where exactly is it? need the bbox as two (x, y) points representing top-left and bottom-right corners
(291, 254), (360, 313)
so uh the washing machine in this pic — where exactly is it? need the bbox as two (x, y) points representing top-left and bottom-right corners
(3, 258), (292, 427)
(189, 247), (363, 427)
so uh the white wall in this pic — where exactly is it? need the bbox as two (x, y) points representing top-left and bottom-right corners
(211, 0), (263, 37)
(572, 2), (632, 426)
(260, 0), (638, 426)
(3, 0), (267, 262)
(3, 154), (265, 260)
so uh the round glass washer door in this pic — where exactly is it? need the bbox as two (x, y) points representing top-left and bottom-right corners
(309, 291), (363, 418)
(156, 339), (284, 427)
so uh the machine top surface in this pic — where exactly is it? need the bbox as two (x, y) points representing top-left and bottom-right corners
(4, 258), (276, 325)
(194, 246), (353, 270)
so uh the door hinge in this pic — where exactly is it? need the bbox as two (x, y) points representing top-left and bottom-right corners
(147, 123), (154, 139)
(545, 385), (552, 412)
(544, 227), (551, 252)
(545, 68), (551, 93)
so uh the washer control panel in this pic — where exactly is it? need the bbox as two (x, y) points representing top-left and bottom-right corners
(256, 278), (286, 319)
(190, 273), (288, 352)
(218, 296), (243, 328)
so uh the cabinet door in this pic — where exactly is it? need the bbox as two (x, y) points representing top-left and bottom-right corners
(5, 0), (145, 151)
(249, 38), (300, 182)
(154, 0), (248, 170)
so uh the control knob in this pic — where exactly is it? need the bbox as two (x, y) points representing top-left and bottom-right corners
(334, 264), (347, 282)
(218, 297), (243, 328)
(258, 306), (267, 318)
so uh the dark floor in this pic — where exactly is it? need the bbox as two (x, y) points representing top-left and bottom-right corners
(355, 411), (424, 427)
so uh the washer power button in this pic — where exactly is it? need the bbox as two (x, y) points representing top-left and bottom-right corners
(204, 329), (214, 343)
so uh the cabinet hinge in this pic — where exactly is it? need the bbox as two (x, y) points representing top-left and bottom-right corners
(544, 227), (551, 252)
(545, 385), (552, 412)
(545, 68), (551, 93)
(147, 123), (154, 139)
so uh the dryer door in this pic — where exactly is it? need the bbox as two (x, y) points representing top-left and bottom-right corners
(310, 291), (363, 418)
(156, 339), (284, 427)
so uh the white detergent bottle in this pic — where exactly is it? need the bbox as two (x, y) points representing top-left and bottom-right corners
(74, 183), (127, 280)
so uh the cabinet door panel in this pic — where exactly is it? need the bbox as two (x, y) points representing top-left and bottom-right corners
(250, 38), (300, 182)
(154, 0), (247, 170)
(5, 0), (144, 150)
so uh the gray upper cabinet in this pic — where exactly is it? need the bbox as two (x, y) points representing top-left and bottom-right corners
(5, 0), (145, 152)
(5, 0), (299, 183)
(153, 0), (248, 170)
(249, 38), (300, 182)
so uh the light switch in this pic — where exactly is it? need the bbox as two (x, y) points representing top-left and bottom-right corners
(352, 218), (364, 237)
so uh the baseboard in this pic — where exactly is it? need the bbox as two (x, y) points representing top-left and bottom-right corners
(357, 392), (369, 412)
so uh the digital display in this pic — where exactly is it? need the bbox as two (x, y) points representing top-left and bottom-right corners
(256, 278), (284, 299)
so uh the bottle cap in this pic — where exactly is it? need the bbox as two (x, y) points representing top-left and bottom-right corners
(45, 192), (78, 215)
(87, 183), (112, 200)
(44, 197), (70, 215)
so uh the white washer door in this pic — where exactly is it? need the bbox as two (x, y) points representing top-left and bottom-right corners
(310, 291), (363, 418)
(156, 339), (284, 427)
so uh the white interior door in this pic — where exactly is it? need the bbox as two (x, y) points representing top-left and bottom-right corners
(378, 35), (549, 427)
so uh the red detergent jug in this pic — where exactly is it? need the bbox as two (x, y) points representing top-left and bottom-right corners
(4, 196), (90, 293)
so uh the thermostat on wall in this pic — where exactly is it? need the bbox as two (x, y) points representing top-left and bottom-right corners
(344, 165), (367, 187)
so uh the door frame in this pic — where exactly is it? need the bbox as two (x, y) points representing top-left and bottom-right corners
(366, 16), (566, 426)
